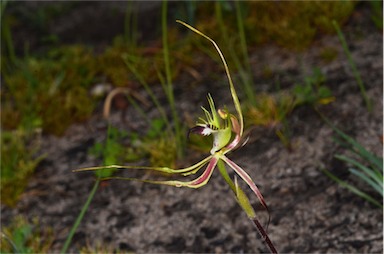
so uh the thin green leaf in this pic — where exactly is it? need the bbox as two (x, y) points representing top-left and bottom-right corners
(334, 130), (382, 170)
(349, 168), (383, 196)
(335, 154), (383, 187)
(322, 168), (382, 208)
(61, 179), (101, 253)
(123, 56), (170, 128)
(373, 167), (384, 179)
(332, 20), (372, 111)
(320, 113), (383, 170)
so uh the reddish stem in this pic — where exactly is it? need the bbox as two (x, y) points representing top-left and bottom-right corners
(252, 217), (278, 254)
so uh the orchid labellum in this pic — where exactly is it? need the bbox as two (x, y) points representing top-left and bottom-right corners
(74, 20), (277, 253)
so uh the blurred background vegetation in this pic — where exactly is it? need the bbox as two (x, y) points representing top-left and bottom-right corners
(1, 1), (365, 133)
(1, 0), (382, 214)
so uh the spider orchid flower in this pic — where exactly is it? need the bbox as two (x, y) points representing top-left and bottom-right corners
(184, 93), (269, 217)
(74, 20), (270, 225)
(188, 94), (236, 155)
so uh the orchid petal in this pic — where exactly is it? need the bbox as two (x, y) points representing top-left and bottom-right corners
(223, 115), (242, 153)
(221, 155), (270, 226)
(177, 20), (243, 137)
(73, 155), (213, 175)
(207, 94), (220, 127)
(175, 155), (219, 188)
(100, 156), (219, 189)
(181, 158), (211, 176)
(188, 125), (214, 138)
(230, 115), (241, 135)
(201, 106), (212, 124)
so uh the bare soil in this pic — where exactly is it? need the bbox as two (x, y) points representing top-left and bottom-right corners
(2, 2), (383, 253)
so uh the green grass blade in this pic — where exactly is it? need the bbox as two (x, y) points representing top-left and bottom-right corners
(334, 132), (383, 171)
(1, 1), (18, 69)
(61, 179), (100, 253)
(163, 2), (184, 159)
(320, 113), (383, 170)
(125, 93), (152, 124)
(332, 20), (372, 111)
(349, 168), (383, 196)
(322, 168), (382, 208)
(215, 2), (256, 106)
(235, 1), (256, 105)
(123, 55), (170, 128)
(373, 166), (384, 179)
(162, 0), (173, 103)
(335, 154), (383, 187)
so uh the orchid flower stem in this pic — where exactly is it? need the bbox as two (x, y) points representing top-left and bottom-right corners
(61, 178), (100, 254)
(252, 217), (278, 254)
(217, 160), (277, 253)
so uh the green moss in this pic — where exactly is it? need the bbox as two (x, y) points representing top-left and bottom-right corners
(1, 130), (44, 207)
(97, 38), (133, 87)
(146, 135), (177, 169)
(40, 86), (94, 135)
(245, 92), (295, 129)
(1, 36), (181, 136)
(1, 216), (54, 253)
(312, 1), (356, 33)
(245, 1), (356, 50)
(2, 45), (98, 135)
(195, 1), (356, 50)
(368, 0), (383, 29)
